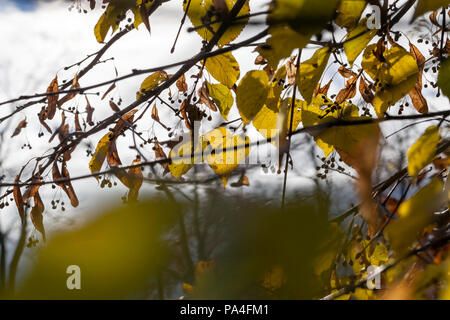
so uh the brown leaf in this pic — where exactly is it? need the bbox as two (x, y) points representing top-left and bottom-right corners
(230, 174), (250, 187)
(22, 177), (42, 202)
(58, 73), (80, 107)
(338, 65), (356, 78)
(38, 107), (52, 134)
(198, 82), (217, 111)
(11, 118), (27, 138)
(314, 79), (333, 97)
(126, 157), (143, 202)
(176, 74), (188, 93)
(109, 101), (121, 113)
(74, 112), (82, 132)
(101, 83), (116, 100)
(359, 77), (374, 103)
(254, 55), (267, 65)
(285, 55), (297, 85)
(335, 75), (358, 104)
(13, 173), (25, 224)
(112, 109), (138, 138)
(61, 162), (79, 207)
(46, 75), (59, 120)
(85, 96), (95, 126)
(153, 141), (169, 174)
(408, 42), (428, 113)
(30, 192), (45, 241)
(151, 104), (160, 122)
(106, 139), (122, 167)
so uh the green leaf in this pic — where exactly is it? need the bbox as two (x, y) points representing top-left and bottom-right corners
(362, 44), (419, 116)
(205, 52), (240, 88)
(297, 47), (331, 104)
(136, 71), (168, 99)
(335, 0), (367, 29)
(407, 126), (440, 178)
(438, 58), (450, 99)
(344, 19), (377, 66)
(184, 0), (250, 47)
(236, 70), (270, 124)
(89, 133), (111, 174)
(206, 82), (234, 120)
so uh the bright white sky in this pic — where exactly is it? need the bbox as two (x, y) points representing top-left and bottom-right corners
(0, 0), (448, 246)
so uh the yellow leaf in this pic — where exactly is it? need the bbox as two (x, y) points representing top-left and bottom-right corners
(182, 283), (195, 295)
(413, 0), (450, 20)
(302, 96), (380, 160)
(362, 44), (419, 116)
(203, 127), (250, 187)
(386, 178), (444, 254)
(256, 25), (309, 68)
(205, 82), (234, 120)
(236, 70), (269, 124)
(297, 47), (331, 104)
(344, 19), (377, 66)
(94, 3), (128, 43)
(136, 71), (168, 99)
(184, 0), (250, 47)
(253, 99), (303, 143)
(266, 65), (287, 112)
(438, 58), (450, 99)
(335, 0), (367, 29)
(168, 136), (206, 179)
(407, 126), (440, 178)
(89, 133), (112, 174)
(205, 52), (240, 88)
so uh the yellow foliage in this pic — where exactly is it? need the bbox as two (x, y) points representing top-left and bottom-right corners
(407, 126), (440, 178)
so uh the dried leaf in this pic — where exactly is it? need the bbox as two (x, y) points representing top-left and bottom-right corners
(359, 77), (374, 104)
(30, 192), (45, 241)
(198, 82), (218, 112)
(11, 118), (27, 138)
(46, 75), (59, 120)
(85, 96), (95, 126)
(176, 74), (188, 93)
(13, 173), (25, 224)
(101, 83), (116, 100)
(109, 101), (120, 113)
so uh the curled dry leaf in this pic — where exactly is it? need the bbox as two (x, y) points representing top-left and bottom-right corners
(153, 141), (169, 175)
(285, 55), (297, 85)
(101, 83), (116, 100)
(126, 156), (143, 202)
(314, 79), (333, 97)
(74, 112), (82, 132)
(254, 55), (267, 65)
(11, 117), (27, 138)
(85, 96), (95, 126)
(58, 73), (80, 107)
(46, 75), (59, 120)
(61, 162), (79, 207)
(359, 77), (374, 104)
(13, 172), (25, 224)
(198, 82), (218, 112)
(335, 75), (358, 104)
(38, 107), (52, 134)
(112, 109), (138, 139)
(22, 177), (42, 202)
(338, 65), (356, 78)
(408, 42), (428, 113)
(176, 74), (188, 93)
(30, 192), (45, 241)
(151, 104), (160, 122)
(109, 101), (121, 113)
